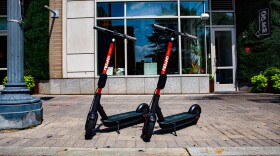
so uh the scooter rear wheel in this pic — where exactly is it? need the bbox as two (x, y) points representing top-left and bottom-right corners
(141, 120), (155, 142)
(85, 115), (98, 140)
(188, 104), (201, 124)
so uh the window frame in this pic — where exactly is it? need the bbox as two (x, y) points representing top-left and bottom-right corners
(94, 0), (207, 77)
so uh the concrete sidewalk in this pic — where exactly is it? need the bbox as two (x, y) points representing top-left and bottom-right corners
(0, 93), (279, 155)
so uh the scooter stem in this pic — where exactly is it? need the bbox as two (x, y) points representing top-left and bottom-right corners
(155, 37), (174, 95)
(97, 39), (115, 94)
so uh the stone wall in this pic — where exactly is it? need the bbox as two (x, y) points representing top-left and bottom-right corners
(39, 76), (209, 94)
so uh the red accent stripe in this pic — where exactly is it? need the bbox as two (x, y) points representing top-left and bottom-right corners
(97, 88), (102, 94)
(102, 42), (115, 74)
(155, 89), (161, 95)
(161, 41), (173, 75)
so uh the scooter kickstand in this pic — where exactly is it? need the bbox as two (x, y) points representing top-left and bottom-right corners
(173, 123), (177, 136)
(116, 121), (120, 134)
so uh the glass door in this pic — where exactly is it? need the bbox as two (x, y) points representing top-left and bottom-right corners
(211, 28), (236, 92)
(0, 35), (7, 90)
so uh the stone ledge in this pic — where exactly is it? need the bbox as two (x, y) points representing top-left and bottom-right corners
(40, 76), (209, 95)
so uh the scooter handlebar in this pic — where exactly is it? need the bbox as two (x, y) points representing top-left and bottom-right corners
(153, 24), (197, 40)
(94, 26), (136, 41)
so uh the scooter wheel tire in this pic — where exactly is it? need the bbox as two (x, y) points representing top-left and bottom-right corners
(188, 104), (201, 124)
(141, 120), (155, 142)
(85, 118), (97, 140)
(136, 103), (149, 114)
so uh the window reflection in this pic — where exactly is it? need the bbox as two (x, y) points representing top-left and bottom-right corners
(215, 31), (232, 66)
(127, 2), (177, 17)
(97, 2), (124, 17)
(0, 17), (7, 30)
(205, 0), (209, 11)
(216, 69), (233, 84)
(181, 19), (205, 74)
(180, 2), (204, 16)
(212, 12), (234, 25)
(127, 19), (178, 75)
(97, 20), (125, 75)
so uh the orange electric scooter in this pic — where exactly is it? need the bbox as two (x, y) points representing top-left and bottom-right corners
(85, 26), (149, 140)
(141, 24), (201, 142)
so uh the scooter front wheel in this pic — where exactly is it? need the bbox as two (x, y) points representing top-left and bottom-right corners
(141, 120), (155, 142)
(85, 114), (98, 140)
(136, 103), (149, 114)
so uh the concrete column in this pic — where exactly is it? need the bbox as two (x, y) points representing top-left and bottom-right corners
(0, 0), (43, 130)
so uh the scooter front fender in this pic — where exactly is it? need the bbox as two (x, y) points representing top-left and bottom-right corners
(88, 112), (98, 120)
(146, 113), (157, 122)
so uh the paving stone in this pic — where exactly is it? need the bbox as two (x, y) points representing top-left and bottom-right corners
(135, 140), (146, 148)
(13, 138), (30, 147)
(113, 140), (126, 148)
(21, 138), (41, 147)
(1, 93), (280, 155)
(52, 139), (68, 147)
(156, 140), (168, 148)
(125, 140), (136, 148)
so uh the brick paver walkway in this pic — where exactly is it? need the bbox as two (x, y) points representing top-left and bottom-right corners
(0, 93), (279, 155)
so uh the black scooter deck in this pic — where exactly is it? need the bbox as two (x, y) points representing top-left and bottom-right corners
(102, 111), (144, 127)
(158, 112), (197, 129)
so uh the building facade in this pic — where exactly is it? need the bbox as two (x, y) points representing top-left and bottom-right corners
(0, 0), (236, 94)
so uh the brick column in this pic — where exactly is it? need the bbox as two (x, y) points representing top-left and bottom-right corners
(49, 0), (63, 78)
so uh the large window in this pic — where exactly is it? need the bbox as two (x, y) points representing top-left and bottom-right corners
(181, 19), (205, 74)
(0, 36), (7, 85)
(127, 19), (178, 75)
(96, 1), (207, 76)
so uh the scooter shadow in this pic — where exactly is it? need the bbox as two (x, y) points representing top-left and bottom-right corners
(94, 121), (144, 134)
(153, 122), (196, 136)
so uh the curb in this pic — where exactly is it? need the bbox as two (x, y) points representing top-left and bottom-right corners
(0, 147), (189, 156)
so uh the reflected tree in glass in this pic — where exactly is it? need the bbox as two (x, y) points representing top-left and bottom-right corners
(146, 20), (179, 74)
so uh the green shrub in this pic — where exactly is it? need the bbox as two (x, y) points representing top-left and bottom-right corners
(271, 74), (280, 91)
(24, 0), (49, 79)
(263, 67), (280, 78)
(250, 74), (268, 92)
(209, 75), (214, 81)
(236, 0), (280, 82)
(2, 75), (35, 90)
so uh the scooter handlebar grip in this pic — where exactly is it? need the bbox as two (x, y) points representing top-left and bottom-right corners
(153, 24), (167, 31)
(94, 26), (107, 32)
(153, 24), (197, 40)
(183, 33), (197, 40)
(124, 34), (137, 41)
(94, 26), (136, 41)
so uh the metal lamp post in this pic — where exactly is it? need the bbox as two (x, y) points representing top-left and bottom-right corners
(0, 0), (43, 129)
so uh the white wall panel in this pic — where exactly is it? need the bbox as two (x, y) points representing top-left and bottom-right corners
(67, 1), (94, 18)
(67, 54), (94, 72)
(67, 18), (94, 54)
